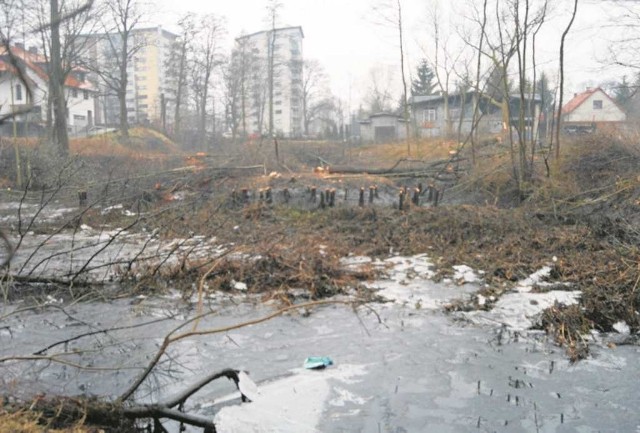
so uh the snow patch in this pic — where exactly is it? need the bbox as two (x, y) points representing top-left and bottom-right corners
(214, 364), (367, 433)
(453, 265), (479, 283)
(515, 266), (553, 293)
(613, 321), (631, 335)
(464, 267), (581, 330)
(363, 254), (476, 309)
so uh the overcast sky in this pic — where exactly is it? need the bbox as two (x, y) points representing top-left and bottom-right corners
(155, 0), (636, 107)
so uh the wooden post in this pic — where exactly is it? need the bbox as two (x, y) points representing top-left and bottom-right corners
(329, 189), (336, 207)
(427, 186), (433, 202)
(78, 190), (87, 207)
(434, 189), (440, 207)
(374, 185), (379, 199)
(241, 188), (249, 204)
(310, 186), (317, 203)
(283, 188), (290, 204)
(265, 187), (272, 204)
(319, 191), (326, 209)
(344, 188), (348, 201)
(398, 189), (405, 210)
(412, 188), (420, 206)
(369, 186), (374, 203)
(359, 187), (365, 207)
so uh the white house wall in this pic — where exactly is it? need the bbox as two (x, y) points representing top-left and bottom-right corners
(65, 88), (95, 127)
(0, 72), (48, 123)
(565, 90), (626, 123)
(0, 69), (96, 131)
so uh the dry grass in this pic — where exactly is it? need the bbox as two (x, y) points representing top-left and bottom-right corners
(353, 138), (458, 164)
(70, 127), (181, 160)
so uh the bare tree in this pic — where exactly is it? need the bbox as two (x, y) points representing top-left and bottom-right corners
(300, 59), (330, 136)
(189, 14), (225, 149)
(426, 4), (466, 139)
(467, 0), (489, 165)
(365, 66), (395, 114)
(48, 0), (69, 155)
(0, 0), (30, 186)
(223, 53), (241, 140)
(373, 0), (410, 154)
(555, 0), (579, 160)
(29, 0), (97, 155)
(167, 13), (194, 140)
(265, 0), (282, 161)
(89, 0), (146, 139)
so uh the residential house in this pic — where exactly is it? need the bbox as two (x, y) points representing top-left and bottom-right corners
(77, 27), (177, 127)
(234, 26), (304, 138)
(410, 91), (541, 140)
(561, 87), (626, 133)
(358, 112), (408, 142)
(0, 44), (96, 136)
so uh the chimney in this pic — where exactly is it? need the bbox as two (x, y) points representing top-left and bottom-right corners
(574, 93), (577, 98)
(28, 46), (37, 54)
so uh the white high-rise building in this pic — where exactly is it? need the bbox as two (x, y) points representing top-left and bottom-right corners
(234, 26), (303, 138)
(78, 27), (177, 127)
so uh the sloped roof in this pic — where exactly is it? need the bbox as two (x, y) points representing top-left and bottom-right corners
(410, 91), (541, 105)
(0, 45), (96, 91)
(561, 87), (625, 115)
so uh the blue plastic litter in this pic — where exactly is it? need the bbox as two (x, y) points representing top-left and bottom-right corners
(303, 356), (334, 370)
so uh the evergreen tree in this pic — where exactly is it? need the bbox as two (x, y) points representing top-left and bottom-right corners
(411, 59), (435, 96)
(613, 75), (635, 110)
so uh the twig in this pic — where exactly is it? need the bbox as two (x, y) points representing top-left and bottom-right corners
(119, 298), (363, 402)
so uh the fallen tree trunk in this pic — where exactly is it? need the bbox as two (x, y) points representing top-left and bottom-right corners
(327, 157), (466, 175)
(3, 369), (247, 433)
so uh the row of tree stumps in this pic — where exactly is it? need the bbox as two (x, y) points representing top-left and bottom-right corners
(229, 182), (442, 211)
(398, 183), (441, 210)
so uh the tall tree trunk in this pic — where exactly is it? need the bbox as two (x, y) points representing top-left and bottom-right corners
(174, 38), (187, 138)
(50, 0), (69, 156)
(119, 32), (129, 139)
(199, 81), (209, 148)
(397, 0), (410, 156)
(555, 0), (579, 161)
(268, 28), (275, 139)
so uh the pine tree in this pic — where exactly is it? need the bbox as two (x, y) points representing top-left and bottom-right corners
(411, 60), (435, 96)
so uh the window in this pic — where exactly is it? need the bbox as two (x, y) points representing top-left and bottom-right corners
(83, 90), (89, 100)
(275, 100), (282, 105)
(593, 100), (603, 110)
(15, 84), (22, 101)
(275, 110), (282, 114)
(72, 89), (78, 98)
(73, 114), (86, 120)
(450, 108), (461, 120)
(423, 109), (437, 122)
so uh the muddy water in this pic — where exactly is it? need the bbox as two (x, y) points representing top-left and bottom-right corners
(2, 287), (639, 433)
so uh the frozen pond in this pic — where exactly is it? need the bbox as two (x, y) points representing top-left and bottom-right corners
(2, 255), (639, 433)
